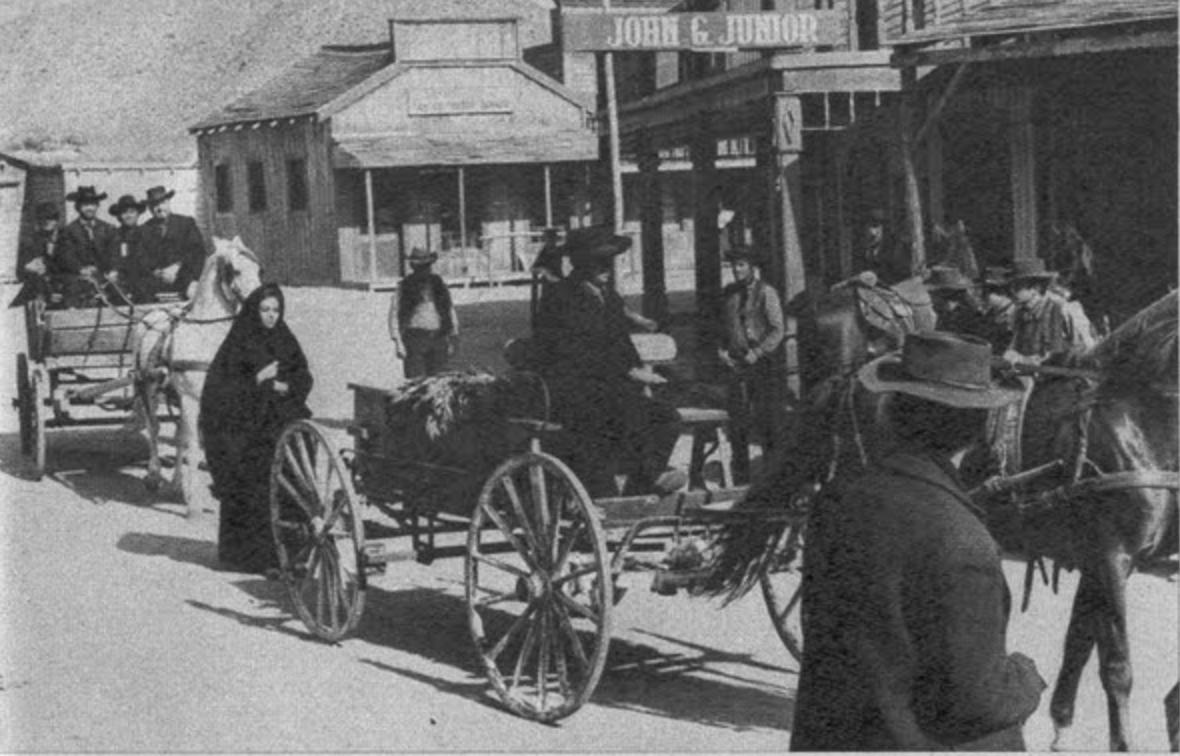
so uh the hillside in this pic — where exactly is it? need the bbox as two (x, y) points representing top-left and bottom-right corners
(0, 0), (555, 164)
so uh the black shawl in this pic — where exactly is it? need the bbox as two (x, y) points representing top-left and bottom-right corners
(199, 283), (313, 440)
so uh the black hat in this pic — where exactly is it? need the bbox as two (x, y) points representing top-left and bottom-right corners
(858, 331), (1023, 409)
(1008, 258), (1057, 284)
(867, 208), (887, 224)
(407, 247), (438, 266)
(65, 185), (107, 204)
(561, 225), (631, 269)
(143, 186), (176, 206)
(34, 201), (60, 221)
(109, 194), (146, 217)
(724, 245), (764, 265)
(981, 265), (1011, 287)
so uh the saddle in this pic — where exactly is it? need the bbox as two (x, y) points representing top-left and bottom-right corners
(852, 276), (936, 345)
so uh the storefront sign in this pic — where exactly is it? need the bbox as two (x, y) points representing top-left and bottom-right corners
(408, 87), (514, 116)
(563, 11), (846, 51)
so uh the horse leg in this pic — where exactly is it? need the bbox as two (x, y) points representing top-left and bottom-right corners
(1091, 547), (1135, 751)
(139, 379), (165, 493)
(1051, 565), (1101, 749)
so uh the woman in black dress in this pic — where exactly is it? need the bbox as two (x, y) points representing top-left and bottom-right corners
(200, 283), (312, 572)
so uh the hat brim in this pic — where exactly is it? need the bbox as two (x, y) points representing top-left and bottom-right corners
(928, 283), (971, 292)
(409, 254), (438, 265)
(145, 190), (175, 205)
(857, 353), (1024, 409)
(67, 192), (108, 203)
(110, 203), (145, 216)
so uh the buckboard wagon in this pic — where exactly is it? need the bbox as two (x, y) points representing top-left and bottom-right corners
(265, 336), (805, 722)
(13, 298), (178, 479)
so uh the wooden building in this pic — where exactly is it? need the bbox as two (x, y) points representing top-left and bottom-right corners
(190, 18), (598, 286)
(888, 0), (1177, 324)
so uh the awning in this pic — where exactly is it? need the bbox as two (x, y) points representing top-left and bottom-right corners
(334, 130), (597, 168)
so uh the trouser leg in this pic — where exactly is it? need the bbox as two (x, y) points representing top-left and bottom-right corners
(727, 375), (752, 485)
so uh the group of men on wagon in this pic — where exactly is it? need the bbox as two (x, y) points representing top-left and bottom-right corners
(12, 184), (206, 309)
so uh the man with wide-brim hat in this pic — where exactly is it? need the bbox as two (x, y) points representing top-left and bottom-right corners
(1003, 257), (1089, 363)
(387, 247), (458, 378)
(718, 244), (785, 483)
(534, 224), (682, 497)
(924, 265), (990, 341)
(103, 195), (149, 303)
(792, 330), (1045, 751)
(9, 201), (65, 308)
(139, 185), (207, 300)
(57, 185), (116, 305)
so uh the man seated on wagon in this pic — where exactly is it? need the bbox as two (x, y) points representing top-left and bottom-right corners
(1003, 258), (1094, 365)
(139, 185), (208, 301)
(534, 225), (683, 498)
(57, 185), (118, 306)
(103, 194), (151, 304)
(9, 201), (66, 308)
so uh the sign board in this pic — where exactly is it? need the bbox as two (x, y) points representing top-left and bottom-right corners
(562, 11), (847, 52)
(408, 87), (514, 116)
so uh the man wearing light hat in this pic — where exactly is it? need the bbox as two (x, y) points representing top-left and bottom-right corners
(140, 186), (207, 300)
(534, 225), (682, 497)
(1003, 257), (1090, 364)
(792, 331), (1046, 751)
(388, 247), (459, 378)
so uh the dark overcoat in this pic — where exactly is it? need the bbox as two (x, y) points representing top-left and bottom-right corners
(140, 213), (207, 295)
(105, 225), (152, 302)
(791, 450), (1045, 751)
(8, 228), (66, 307)
(58, 217), (117, 274)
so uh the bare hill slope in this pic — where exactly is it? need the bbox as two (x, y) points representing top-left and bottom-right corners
(0, 0), (554, 163)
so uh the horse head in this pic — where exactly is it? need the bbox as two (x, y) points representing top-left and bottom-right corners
(930, 219), (981, 282)
(188, 236), (262, 319)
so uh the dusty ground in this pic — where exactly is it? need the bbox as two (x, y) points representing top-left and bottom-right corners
(1, 280), (1176, 751)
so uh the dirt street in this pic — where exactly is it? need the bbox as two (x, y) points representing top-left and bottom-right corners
(1, 282), (1176, 751)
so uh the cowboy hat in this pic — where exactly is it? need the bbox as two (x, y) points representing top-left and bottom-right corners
(561, 225), (631, 269)
(143, 186), (176, 206)
(866, 207), (888, 224)
(1008, 258), (1057, 283)
(981, 265), (1011, 288)
(925, 265), (972, 292)
(858, 331), (1023, 409)
(65, 185), (107, 204)
(34, 201), (60, 221)
(109, 194), (146, 217)
(724, 245), (764, 266)
(407, 247), (438, 266)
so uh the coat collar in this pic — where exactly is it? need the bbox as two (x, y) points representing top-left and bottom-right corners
(877, 449), (985, 520)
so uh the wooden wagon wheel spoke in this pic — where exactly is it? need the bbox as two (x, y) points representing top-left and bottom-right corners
(553, 518), (586, 575)
(474, 590), (519, 609)
(284, 439), (317, 501)
(551, 563), (599, 589)
(478, 498), (540, 573)
(470, 552), (530, 580)
(555, 589), (599, 624)
(550, 599), (590, 670)
(499, 474), (544, 561)
(275, 472), (316, 517)
(552, 607), (574, 700)
(489, 601), (536, 662)
(529, 463), (551, 557)
(511, 615), (539, 693)
(536, 605), (551, 711)
(760, 522), (805, 661)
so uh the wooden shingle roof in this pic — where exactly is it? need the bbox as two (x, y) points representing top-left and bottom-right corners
(190, 47), (396, 130)
(892, 0), (1177, 45)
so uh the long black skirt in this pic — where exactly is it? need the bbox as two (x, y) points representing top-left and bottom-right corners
(206, 430), (278, 573)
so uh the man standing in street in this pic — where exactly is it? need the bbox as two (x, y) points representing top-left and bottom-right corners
(792, 331), (1046, 750)
(58, 185), (116, 304)
(718, 245), (785, 483)
(388, 247), (460, 379)
(140, 186), (207, 300)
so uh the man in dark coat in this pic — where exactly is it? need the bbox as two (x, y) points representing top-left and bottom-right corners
(104, 194), (149, 303)
(57, 185), (116, 305)
(534, 225), (681, 497)
(139, 185), (207, 300)
(9, 202), (68, 308)
(792, 331), (1046, 751)
(855, 207), (910, 286)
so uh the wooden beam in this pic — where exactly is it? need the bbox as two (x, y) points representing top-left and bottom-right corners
(458, 166), (467, 252)
(892, 28), (1177, 67)
(603, 0), (624, 234)
(543, 164), (553, 229)
(364, 168), (377, 284)
(914, 62), (969, 146)
(899, 68), (926, 276)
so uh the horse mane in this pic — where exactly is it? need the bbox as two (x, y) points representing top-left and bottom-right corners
(1079, 290), (1177, 395)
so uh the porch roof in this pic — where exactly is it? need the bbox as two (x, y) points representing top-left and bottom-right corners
(333, 129), (597, 167)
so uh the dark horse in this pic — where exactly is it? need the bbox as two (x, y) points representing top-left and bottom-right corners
(708, 290), (1178, 750)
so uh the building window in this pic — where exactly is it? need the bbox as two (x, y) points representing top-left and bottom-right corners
(287, 158), (308, 211)
(214, 163), (233, 213)
(247, 161), (267, 213)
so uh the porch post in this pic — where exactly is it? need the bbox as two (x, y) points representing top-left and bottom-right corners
(364, 168), (377, 284)
(900, 67), (927, 275)
(637, 130), (667, 321)
(1009, 87), (1037, 261)
(543, 164), (553, 228)
(769, 93), (806, 400)
(691, 113), (721, 350)
(458, 166), (468, 252)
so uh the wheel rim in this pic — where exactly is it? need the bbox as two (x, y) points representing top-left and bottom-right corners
(466, 451), (611, 722)
(270, 419), (365, 642)
(30, 365), (47, 480)
(759, 522), (805, 661)
(16, 354), (32, 455)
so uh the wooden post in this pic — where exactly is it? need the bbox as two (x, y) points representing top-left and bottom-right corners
(637, 130), (667, 321)
(603, 0), (624, 235)
(769, 93), (806, 400)
(543, 164), (553, 229)
(458, 166), (467, 253)
(364, 168), (377, 284)
(899, 67), (926, 276)
(691, 113), (721, 343)
(1009, 87), (1037, 261)
(927, 111), (944, 230)
(835, 138), (852, 279)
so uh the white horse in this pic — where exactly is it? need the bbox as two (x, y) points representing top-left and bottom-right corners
(133, 236), (262, 515)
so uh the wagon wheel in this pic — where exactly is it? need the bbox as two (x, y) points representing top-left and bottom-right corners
(466, 451), (612, 722)
(759, 520), (805, 661)
(16, 354), (32, 456)
(28, 363), (49, 481)
(269, 419), (366, 642)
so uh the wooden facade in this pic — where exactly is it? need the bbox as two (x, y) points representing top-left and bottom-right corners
(191, 19), (599, 287)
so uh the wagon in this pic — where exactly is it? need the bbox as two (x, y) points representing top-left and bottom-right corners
(13, 297), (177, 479)
(265, 336), (806, 722)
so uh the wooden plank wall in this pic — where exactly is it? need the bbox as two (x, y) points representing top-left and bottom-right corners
(196, 119), (338, 285)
